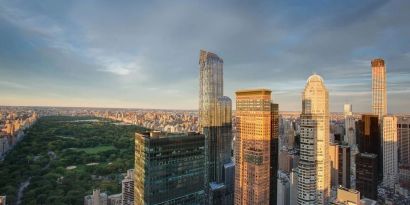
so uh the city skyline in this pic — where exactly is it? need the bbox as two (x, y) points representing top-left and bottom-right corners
(0, 1), (410, 112)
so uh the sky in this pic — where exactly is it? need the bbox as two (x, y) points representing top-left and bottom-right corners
(0, 0), (409, 113)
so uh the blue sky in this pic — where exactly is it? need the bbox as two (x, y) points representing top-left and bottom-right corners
(0, 0), (409, 112)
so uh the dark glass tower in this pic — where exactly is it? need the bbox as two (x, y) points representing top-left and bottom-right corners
(134, 132), (205, 205)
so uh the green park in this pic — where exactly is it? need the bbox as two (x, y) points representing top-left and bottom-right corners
(0, 116), (147, 205)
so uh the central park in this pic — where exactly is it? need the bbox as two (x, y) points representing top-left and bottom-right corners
(0, 116), (147, 205)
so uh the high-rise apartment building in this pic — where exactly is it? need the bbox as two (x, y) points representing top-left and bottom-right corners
(234, 89), (277, 205)
(134, 131), (205, 205)
(298, 74), (330, 205)
(122, 169), (134, 205)
(382, 116), (398, 188)
(356, 153), (378, 200)
(199, 50), (234, 204)
(371, 58), (387, 120)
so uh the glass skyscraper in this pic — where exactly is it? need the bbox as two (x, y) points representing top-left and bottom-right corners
(199, 50), (234, 204)
(134, 131), (205, 205)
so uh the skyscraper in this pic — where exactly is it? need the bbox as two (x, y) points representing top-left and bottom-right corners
(382, 115), (398, 188)
(356, 153), (378, 200)
(371, 58), (387, 120)
(134, 131), (205, 205)
(270, 103), (279, 205)
(398, 116), (410, 166)
(344, 104), (355, 146)
(298, 74), (330, 205)
(235, 89), (277, 205)
(329, 143), (351, 189)
(356, 114), (382, 179)
(199, 50), (234, 204)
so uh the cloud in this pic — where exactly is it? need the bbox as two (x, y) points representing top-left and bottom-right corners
(0, 0), (409, 112)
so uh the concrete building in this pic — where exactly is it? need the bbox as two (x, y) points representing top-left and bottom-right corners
(84, 189), (108, 205)
(134, 131), (205, 205)
(234, 89), (277, 205)
(371, 58), (387, 120)
(382, 116), (398, 188)
(345, 116), (356, 146)
(199, 50), (234, 204)
(356, 153), (378, 200)
(335, 186), (361, 205)
(108, 194), (122, 205)
(122, 169), (134, 205)
(298, 74), (330, 205)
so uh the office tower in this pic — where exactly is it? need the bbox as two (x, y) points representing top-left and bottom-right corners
(0, 196), (5, 205)
(298, 74), (330, 205)
(122, 169), (134, 205)
(84, 189), (108, 205)
(329, 143), (351, 189)
(356, 115), (381, 155)
(356, 153), (378, 200)
(344, 104), (352, 117)
(371, 58), (387, 120)
(199, 50), (234, 204)
(398, 116), (410, 166)
(277, 170), (290, 205)
(334, 187), (361, 205)
(134, 132), (205, 205)
(382, 116), (398, 188)
(270, 103), (279, 205)
(235, 89), (277, 205)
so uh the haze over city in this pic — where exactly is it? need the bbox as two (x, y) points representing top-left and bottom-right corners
(0, 0), (409, 112)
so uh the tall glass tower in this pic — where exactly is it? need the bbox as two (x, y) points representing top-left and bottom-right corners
(372, 58), (387, 120)
(298, 74), (330, 205)
(199, 50), (234, 204)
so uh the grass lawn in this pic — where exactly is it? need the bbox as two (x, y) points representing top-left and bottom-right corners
(72, 145), (116, 154)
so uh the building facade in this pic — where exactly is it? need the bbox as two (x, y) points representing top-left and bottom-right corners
(382, 116), (398, 188)
(122, 169), (134, 205)
(356, 153), (378, 200)
(298, 74), (330, 205)
(134, 132), (205, 205)
(398, 116), (410, 166)
(234, 89), (276, 205)
(199, 50), (234, 204)
(329, 143), (351, 189)
(371, 58), (387, 120)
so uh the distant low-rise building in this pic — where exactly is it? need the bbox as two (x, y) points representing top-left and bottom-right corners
(122, 169), (134, 205)
(84, 189), (107, 205)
